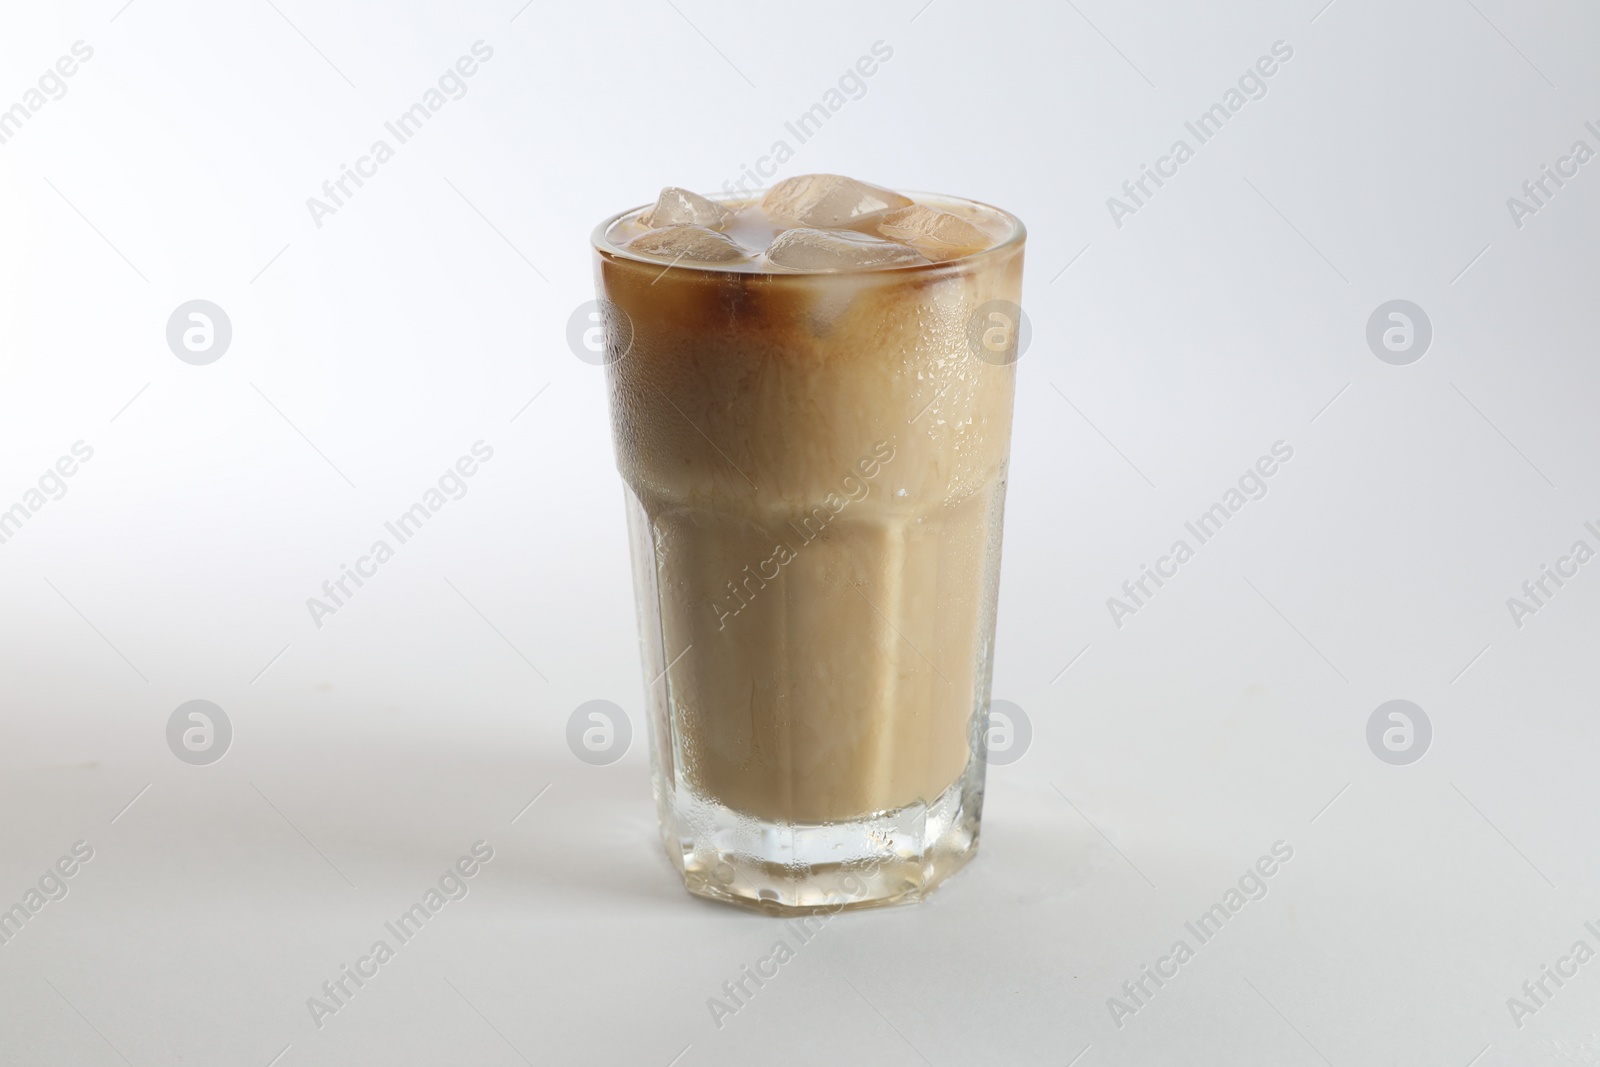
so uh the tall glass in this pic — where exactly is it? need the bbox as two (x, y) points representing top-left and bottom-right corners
(592, 193), (1025, 912)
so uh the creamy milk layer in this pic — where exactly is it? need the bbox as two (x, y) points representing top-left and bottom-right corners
(596, 177), (1024, 824)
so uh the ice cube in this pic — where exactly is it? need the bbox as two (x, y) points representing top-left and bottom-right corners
(624, 225), (751, 264)
(875, 204), (994, 262)
(761, 174), (913, 229)
(764, 228), (927, 271)
(641, 187), (733, 229)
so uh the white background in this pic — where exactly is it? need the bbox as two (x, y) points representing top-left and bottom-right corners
(3, 1), (1599, 1064)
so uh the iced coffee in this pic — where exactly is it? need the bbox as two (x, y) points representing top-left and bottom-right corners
(592, 175), (1025, 912)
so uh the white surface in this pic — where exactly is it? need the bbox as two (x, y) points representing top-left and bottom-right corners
(3, 1), (1599, 1064)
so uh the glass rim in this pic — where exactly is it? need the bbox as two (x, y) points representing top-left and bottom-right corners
(590, 189), (1027, 278)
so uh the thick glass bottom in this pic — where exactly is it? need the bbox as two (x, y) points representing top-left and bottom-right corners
(657, 756), (985, 915)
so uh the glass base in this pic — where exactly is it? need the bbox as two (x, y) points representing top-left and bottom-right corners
(657, 757), (985, 915)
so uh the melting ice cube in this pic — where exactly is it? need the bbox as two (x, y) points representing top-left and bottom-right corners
(624, 225), (751, 264)
(761, 174), (913, 229)
(876, 204), (994, 262)
(641, 187), (733, 229)
(764, 228), (927, 271)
